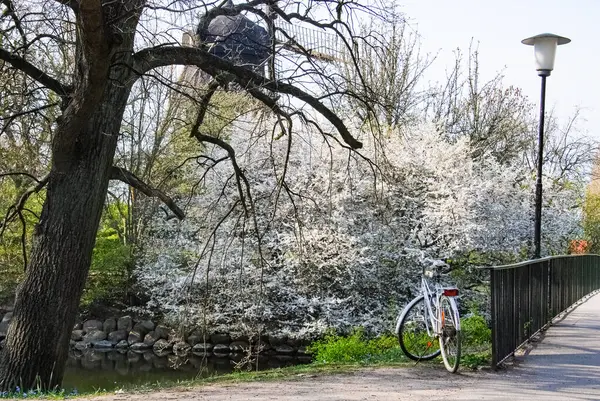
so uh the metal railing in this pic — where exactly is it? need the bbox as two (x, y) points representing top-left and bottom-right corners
(487, 254), (600, 367)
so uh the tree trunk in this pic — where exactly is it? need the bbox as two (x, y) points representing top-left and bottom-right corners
(0, 72), (131, 392)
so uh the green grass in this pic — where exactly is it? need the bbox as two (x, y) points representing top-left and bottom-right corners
(307, 328), (408, 365)
(307, 315), (491, 369)
(0, 387), (79, 399)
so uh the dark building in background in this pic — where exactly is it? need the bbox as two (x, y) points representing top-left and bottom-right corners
(197, 0), (270, 75)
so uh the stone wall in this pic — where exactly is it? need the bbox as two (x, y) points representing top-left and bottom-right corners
(0, 312), (312, 363)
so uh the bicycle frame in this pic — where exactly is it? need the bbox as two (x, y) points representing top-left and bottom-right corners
(420, 274), (442, 337)
(418, 271), (461, 337)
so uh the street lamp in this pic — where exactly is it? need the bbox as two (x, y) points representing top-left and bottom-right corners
(521, 33), (571, 258)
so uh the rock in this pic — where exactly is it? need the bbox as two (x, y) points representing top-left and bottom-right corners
(71, 330), (85, 341)
(274, 345), (295, 355)
(213, 344), (230, 356)
(73, 322), (82, 330)
(130, 342), (152, 351)
(297, 355), (313, 364)
(138, 320), (155, 332)
(229, 341), (249, 353)
(83, 319), (103, 332)
(192, 351), (213, 358)
(131, 322), (151, 340)
(263, 348), (277, 356)
(1, 312), (12, 323)
(154, 348), (171, 358)
(296, 346), (309, 356)
(103, 318), (117, 333)
(108, 330), (128, 343)
(154, 325), (170, 340)
(252, 340), (271, 353)
(188, 327), (206, 337)
(0, 321), (9, 339)
(74, 341), (90, 351)
(83, 330), (107, 343)
(0, 339), (5, 349)
(274, 354), (294, 362)
(173, 341), (191, 355)
(71, 349), (83, 359)
(143, 331), (160, 346)
(210, 333), (231, 345)
(192, 342), (213, 353)
(153, 339), (172, 351)
(127, 331), (143, 345)
(268, 334), (288, 347)
(117, 316), (134, 332)
(286, 337), (301, 348)
(115, 340), (129, 349)
(69, 340), (76, 347)
(92, 340), (115, 349)
(167, 332), (181, 343)
(187, 335), (203, 347)
(231, 334), (249, 343)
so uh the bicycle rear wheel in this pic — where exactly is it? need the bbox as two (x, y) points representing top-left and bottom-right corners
(397, 295), (441, 361)
(438, 295), (461, 372)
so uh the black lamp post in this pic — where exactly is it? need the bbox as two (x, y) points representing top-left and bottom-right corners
(521, 33), (571, 258)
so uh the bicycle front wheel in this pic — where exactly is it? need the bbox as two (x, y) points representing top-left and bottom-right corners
(439, 295), (461, 373)
(397, 295), (441, 361)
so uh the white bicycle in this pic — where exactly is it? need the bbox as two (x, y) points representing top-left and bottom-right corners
(395, 260), (462, 373)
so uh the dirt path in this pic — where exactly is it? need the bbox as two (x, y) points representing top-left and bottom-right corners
(71, 366), (499, 401)
(62, 362), (595, 401)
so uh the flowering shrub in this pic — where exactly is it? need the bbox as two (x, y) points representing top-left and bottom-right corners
(569, 239), (589, 254)
(133, 120), (583, 338)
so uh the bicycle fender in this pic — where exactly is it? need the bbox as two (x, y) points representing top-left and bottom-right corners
(395, 294), (425, 335)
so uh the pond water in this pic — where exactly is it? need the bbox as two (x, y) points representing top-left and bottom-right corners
(62, 349), (311, 392)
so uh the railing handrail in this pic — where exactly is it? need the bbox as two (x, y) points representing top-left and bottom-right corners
(482, 254), (600, 271)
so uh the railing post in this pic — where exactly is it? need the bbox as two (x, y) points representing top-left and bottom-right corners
(490, 269), (497, 368)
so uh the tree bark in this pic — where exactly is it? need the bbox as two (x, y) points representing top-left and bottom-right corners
(0, 1), (140, 389)
(0, 83), (131, 391)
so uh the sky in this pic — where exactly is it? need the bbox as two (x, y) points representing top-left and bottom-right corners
(399, 0), (600, 139)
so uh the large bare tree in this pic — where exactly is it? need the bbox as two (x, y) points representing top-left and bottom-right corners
(0, 0), (377, 390)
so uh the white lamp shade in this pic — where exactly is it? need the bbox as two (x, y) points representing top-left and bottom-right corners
(522, 33), (570, 74)
(533, 37), (558, 71)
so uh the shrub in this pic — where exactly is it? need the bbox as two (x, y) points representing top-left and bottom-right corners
(307, 328), (402, 364)
(461, 314), (491, 347)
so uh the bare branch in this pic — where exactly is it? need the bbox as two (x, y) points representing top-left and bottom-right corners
(1, 0), (26, 41)
(132, 46), (363, 149)
(0, 102), (60, 121)
(51, 0), (78, 12)
(0, 171), (47, 183)
(0, 174), (49, 236)
(0, 48), (71, 97)
(109, 166), (185, 220)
